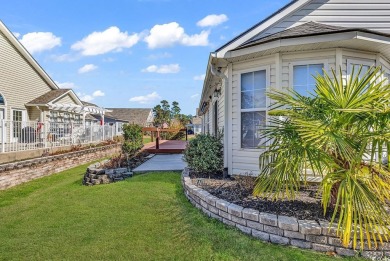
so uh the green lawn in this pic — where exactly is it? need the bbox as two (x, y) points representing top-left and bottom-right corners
(0, 163), (359, 260)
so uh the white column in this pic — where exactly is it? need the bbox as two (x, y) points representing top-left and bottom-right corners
(101, 114), (105, 141)
(1, 119), (5, 153)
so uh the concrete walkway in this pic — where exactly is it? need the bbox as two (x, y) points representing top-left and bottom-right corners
(133, 154), (187, 173)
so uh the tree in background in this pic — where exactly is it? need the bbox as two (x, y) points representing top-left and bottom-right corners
(153, 100), (191, 128)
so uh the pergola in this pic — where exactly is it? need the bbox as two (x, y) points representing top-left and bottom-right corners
(47, 103), (109, 125)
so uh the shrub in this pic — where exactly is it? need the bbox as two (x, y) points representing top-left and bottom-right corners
(122, 123), (143, 156)
(183, 133), (223, 174)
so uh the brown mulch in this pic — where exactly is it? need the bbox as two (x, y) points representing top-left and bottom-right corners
(103, 151), (151, 170)
(191, 172), (334, 221)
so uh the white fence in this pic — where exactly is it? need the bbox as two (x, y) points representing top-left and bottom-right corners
(0, 120), (118, 153)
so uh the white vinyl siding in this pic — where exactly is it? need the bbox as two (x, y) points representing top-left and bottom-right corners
(253, 0), (390, 40)
(0, 32), (54, 121)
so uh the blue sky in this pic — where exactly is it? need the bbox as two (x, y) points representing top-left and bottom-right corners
(0, 0), (290, 115)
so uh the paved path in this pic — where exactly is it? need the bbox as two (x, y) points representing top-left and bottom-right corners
(133, 154), (187, 173)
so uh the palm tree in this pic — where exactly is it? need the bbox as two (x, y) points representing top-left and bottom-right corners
(254, 66), (390, 249)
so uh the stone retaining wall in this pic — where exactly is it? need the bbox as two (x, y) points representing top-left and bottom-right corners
(181, 168), (387, 260)
(0, 144), (121, 190)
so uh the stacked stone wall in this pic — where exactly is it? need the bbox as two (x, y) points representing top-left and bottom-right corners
(182, 168), (388, 259)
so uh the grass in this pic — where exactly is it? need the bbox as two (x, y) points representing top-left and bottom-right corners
(0, 163), (360, 261)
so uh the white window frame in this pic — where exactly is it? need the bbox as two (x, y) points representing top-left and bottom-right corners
(10, 109), (26, 142)
(347, 58), (375, 75)
(0, 92), (7, 120)
(289, 59), (329, 95)
(238, 65), (270, 151)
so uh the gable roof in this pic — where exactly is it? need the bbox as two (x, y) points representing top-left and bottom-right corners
(26, 89), (71, 105)
(106, 108), (153, 126)
(214, 0), (311, 57)
(234, 22), (390, 51)
(0, 20), (59, 90)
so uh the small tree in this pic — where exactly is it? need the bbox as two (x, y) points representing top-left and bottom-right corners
(254, 66), (390, 249)
(183, 133), (223, 175)
(122, 123), (143, 156)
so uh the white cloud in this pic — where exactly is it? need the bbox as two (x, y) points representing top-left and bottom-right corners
(13, 32), (20, 38)
(92, 90), (105, 97)
(77, 89), (105, 102)
(197, 14), (228, 27)
(55, 81), (78, 89)
(191, 93), (199, 99)
(19, 32), (61, 54)
(71, 26), (140, 56)
(129, 91), (161, 104)
(144, 22), (209, 49)
(142, 64), (180, 74)
(193, 74), (205, 81)
(78, 64), (98, 74)
(77, 93), (94, 102)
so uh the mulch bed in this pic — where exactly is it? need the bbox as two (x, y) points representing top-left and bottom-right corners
(103, 151), (151, 170)
(190, 171), (334, 221)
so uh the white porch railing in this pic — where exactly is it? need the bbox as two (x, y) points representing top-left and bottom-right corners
(0, 120), (120, 153)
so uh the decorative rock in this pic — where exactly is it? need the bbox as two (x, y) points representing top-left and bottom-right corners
(278, 215), (298, 231)
(291, 239), (312, 249)
(242, 208), (259, 222)
(270, 235), (289, 245)
(335, 247), (357, 257)
(105, 169), (114, 175)
(115, 168), (127, 174)
(312, 243), (335, 252)
(299, 220), (321, 235)
(259, 212), (278, 226)
(227, 203), (243, 217)
(252, 229), (270, 241)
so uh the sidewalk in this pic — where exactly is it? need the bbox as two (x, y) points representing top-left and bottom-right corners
(133, 154), (187, 173)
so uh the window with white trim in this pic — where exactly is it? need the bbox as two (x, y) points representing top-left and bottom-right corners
(241, 70), (267, 149)
(293, 64), (324, 96)
(347, 59), (375, 80)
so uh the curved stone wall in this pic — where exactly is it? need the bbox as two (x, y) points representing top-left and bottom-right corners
(181, 168), (387, 259)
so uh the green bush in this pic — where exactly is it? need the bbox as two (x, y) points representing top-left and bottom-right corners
(183, 133), (223, 174)
(122, 123), (143, 156)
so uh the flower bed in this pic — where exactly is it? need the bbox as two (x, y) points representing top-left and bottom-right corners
(182, 168), (388, 259)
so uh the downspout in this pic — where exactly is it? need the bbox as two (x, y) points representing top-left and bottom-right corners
(209, 55), (229, 175)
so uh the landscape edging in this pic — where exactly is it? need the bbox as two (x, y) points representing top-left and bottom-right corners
(0, 144), (121, 190)
(181, 168), (388, 259)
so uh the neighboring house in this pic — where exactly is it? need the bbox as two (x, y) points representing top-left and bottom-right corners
(0, 20), (107, 151)
(186, 116), (202, 135)
(106, 108), (154, 127)
(198, 0), (390, 176)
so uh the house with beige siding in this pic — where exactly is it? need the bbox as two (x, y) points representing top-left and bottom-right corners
(0, 20), (108, 153)
(198, 0), (390, 176)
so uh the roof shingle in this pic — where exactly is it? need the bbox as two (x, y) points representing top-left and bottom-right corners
(106, 108), (153, 126)
(27, 89), (70, 105)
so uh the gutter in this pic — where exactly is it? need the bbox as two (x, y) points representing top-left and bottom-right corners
(209, 52), (229, 171)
